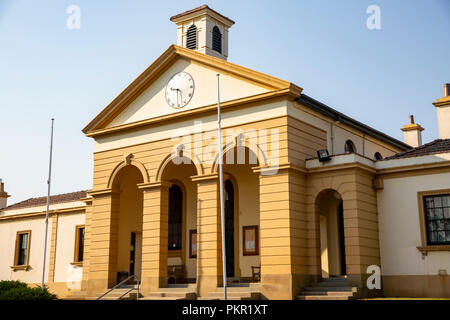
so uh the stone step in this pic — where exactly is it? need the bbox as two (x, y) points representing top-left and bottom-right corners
(314, 281), (349, 287)
(207, 291), (260, 300)
(303, 286), (357, 292)
(300, 291), (354, 296)
(297, 295), (351, 300)
(145, 292), (197, 299)
(140, 296), (190, 300)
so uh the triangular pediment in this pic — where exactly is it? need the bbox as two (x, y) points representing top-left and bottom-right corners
(83, 45), (298, 135)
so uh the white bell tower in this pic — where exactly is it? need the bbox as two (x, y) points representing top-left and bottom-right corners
(170, 5), (235, 60)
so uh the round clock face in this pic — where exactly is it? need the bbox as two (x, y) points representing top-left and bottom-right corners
(165, 72), (195, 109)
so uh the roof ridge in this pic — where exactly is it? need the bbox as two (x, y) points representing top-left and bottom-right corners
(4, 190), (89, 211)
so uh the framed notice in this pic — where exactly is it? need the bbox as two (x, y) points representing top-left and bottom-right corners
(189, 230), (197, 258)
(243, 226), (259, 256)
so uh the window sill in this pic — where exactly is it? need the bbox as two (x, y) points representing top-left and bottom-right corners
(10, 265), (30, 271)
(417, 245), (450, 256)
(70, 261), (83, 267)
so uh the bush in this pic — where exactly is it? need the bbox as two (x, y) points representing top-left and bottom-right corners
(0, 281), (56, 300)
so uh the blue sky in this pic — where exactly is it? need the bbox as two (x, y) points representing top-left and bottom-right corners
(0, 0), (449, 205)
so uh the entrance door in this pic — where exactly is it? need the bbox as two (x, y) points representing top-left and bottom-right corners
(129, 232), (136, 276)
(337, 201), (347, 275)
(224, 180), (235, 277)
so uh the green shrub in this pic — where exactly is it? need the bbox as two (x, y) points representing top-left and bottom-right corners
(0, 281), (56, 300)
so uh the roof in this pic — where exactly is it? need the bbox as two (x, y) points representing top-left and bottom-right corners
(82, 44), (296, 135)
(4, 190), (88, 211)
(170, 5), (235, 24)
(296, 94), (412, 152)
(385, 139), (450, 160)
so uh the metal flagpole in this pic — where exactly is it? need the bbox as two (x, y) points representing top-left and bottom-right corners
(41, 118), (54, 290)
(216, 74), (227, 300)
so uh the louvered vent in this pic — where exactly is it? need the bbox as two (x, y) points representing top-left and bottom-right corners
(212, 26), (222, 54)
(186, 25), (197, 50)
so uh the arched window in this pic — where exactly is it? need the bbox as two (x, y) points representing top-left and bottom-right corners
(212, 26), (222, 54)
(373, 152), (383, 161)
(344, 140), (356, 154)
(186, 24), (197, 50)
(168, 184), (183, 250)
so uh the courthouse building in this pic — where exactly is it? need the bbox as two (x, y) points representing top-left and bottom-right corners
(1, 6), (449, 300)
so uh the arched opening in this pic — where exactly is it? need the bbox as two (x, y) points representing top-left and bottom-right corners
(344, 140), (356, 154)
(111, 165), (144, 285)
(373, 152), (383, 161)
(220, 146), (260, 282)
(186, 24), (197, 50)
(168, 184), (183, 251)
(212, 26), (222, 54)
(316, 189), (346, 278)
(225, 179), (235, 277)
(160, 156), (198, 284)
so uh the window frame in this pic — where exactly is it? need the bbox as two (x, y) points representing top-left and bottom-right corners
(242, 225), (259, 256)
(212, 26), (222, 54)
(73, 225), (85, 264)
(13, 230), (31, 270)
(186, 24), (197, 50)
(344, 140), (356, 154)
(417, 189), (450, 254)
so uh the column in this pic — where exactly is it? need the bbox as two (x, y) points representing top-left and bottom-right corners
(139, 181), (170, 294)
(257, 166), (310, 300)
(86, 189), (120, 295)
(192, 174), (222, 297)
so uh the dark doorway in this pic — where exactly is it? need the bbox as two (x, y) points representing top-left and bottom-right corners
(224, 179), (235, 277)
(337, 201), (347, 275)
(168, 184), (183, 251)
(129, 232), (136, 276)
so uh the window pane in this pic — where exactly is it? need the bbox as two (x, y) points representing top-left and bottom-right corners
(443, 195), (450, 207)
(78, 228), (85, 262)
(435, 208), (444, 219)
(434, 197), (443, 208)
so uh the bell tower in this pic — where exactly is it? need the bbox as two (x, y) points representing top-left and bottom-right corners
(170, 5), (235, 60)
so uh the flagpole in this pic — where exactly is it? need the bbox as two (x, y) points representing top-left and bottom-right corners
(216, 74), (227, 300)
(41, 118), (54, 290)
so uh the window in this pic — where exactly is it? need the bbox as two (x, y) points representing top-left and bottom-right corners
(344, 140), (356, 153)
(212, 26), (222, 54)
(168, 184), (183, 250)
(186, 24), (197, 50)
(189, 230), (197, 258)
(423, 194), (450, 245)
(74, 225), (85, 262)
(373, 152), (383, 161)
(243, 226), (259, 256)
(14, 231), (31, 267)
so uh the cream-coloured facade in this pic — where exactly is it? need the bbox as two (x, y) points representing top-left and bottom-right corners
(1, 6), (449, 300)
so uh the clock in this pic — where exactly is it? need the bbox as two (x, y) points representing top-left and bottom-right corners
(165, 72), (195, 109)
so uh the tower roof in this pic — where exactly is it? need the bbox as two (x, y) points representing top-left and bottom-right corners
(170, 5), (235, 26)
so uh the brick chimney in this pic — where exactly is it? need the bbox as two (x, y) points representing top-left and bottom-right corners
(433, 83), (450, 139)
(401, 115), (424, 148)
(0, 179), (9, 210)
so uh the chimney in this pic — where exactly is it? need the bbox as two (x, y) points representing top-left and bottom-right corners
(401, 115), (424, 148)
(0, 179), (10, 210)
(433, 83), (450, 139)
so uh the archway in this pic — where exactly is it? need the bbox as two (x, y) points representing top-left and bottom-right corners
(315, 189), (346, 278)
(160, 156), (199, 284)
(220, 146), (260, 282)
(111, 165), (144, 284)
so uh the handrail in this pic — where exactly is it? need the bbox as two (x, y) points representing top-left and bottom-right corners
(96, 275), (140, 300)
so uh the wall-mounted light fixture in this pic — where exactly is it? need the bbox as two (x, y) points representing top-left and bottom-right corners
(317, 149), (331, 162)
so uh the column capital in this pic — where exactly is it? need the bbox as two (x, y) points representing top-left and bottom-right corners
(190, 173), (218, 182)
(87, 188), (121, 197)
(137, 180), (171, 190)
(252, 163), (307, 176)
